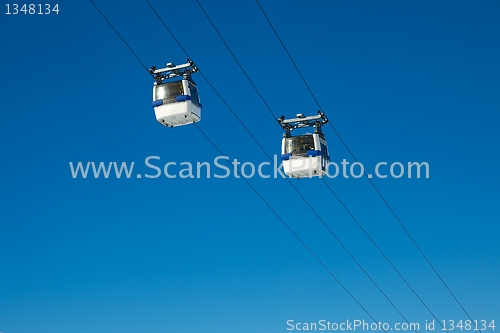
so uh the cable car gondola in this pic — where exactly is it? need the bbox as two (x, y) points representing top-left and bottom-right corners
(149, 59), (201, 127)
(278, 112), (329, 178)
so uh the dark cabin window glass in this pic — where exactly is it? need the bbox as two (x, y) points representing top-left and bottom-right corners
(155, 81), (184, 103)
(188, 82), (200, 107)
(285, 135), (315, 156)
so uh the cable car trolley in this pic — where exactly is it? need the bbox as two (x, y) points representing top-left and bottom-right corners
(278, 111), (329, 178)
(150, 59), (201, 127)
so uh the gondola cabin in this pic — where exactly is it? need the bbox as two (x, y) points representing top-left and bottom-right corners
(278, 112), (330, 178)
(150, 60), (201, 127)
(281, 133), (329, 178)
(152, 78), (201, 127)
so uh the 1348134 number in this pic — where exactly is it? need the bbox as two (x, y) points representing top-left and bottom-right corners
(5, 4), (59, 14)
(441, 320), (496, 331)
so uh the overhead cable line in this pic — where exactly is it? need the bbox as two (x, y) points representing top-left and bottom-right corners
(254, 0), (478, 326)
(147, 0), (418, 327)
(89, 0), (153, 75)
(193, 0), (448, 329)
(195, 122), (386, 328)
(89, 0), (387, 325)
(192, 0), (278, 120)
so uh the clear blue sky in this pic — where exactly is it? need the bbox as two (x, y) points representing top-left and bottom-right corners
(1, 1), (499, 332)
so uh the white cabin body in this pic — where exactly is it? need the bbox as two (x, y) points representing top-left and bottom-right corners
(152, 78), (201, 127)
(281, 133), (329, 178)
